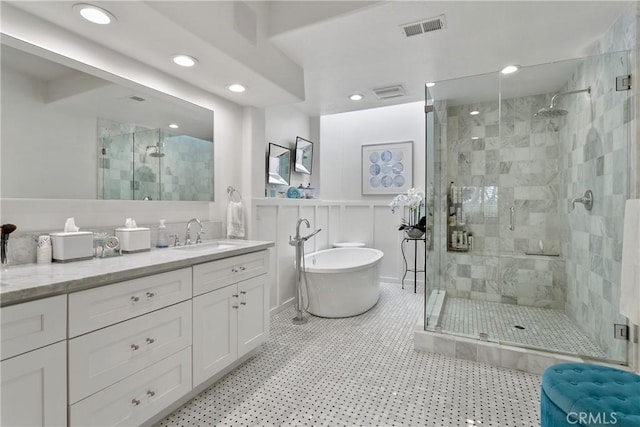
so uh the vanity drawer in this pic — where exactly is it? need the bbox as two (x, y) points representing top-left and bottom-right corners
(193, 250), (268, 296)
(70, 347), (191, 427)
(68, 300), (192, 403)
(1, 295), (66, 360)
(69, 268), (192, 337)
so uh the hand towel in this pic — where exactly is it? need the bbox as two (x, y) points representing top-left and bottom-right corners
(620, 199), (640, 324)
(227, 201), (245, 239)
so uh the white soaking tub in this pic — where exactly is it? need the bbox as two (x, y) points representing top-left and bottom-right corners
(302, 247), (384, 318)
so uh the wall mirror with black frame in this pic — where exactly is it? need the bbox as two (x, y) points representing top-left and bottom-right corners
(294, 136), (313, 175)
(267, 143), (291, 186)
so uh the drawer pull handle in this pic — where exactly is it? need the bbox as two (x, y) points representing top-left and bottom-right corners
(146, 292), (155, 298)
(240, 302), (247, 306)
(131, 344), (140, 351)
(232, 305), (239, 309)
(132, 398), (140, 406)
(131, 296), (139, 303)
(232, 294), (239, 298)
(231, 268), (238, 273)
(147, 390), (156, 397)
(239, 266), (246, 271)
(146, 337), (155, 344)
(240, 291), (246, 295)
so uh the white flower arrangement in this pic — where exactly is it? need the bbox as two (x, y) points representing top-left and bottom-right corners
(389, 187), (426, 230)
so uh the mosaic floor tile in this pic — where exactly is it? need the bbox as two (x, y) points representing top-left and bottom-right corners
(157, 283), (541, 426)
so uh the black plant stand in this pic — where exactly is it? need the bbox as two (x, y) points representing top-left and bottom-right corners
(401, 237), (426, 293)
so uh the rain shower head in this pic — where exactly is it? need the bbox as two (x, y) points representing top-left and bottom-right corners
(534, 106), (568, 118)
(146, 144), (165, 158)
(534, 86), (591, 118)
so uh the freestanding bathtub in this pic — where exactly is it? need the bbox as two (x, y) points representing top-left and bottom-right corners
(303, 247), (384, 318)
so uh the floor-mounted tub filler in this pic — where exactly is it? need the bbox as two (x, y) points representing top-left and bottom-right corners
(289, 218), (322, 324)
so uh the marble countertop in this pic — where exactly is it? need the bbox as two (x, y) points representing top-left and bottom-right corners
(0, 240), (274, 307)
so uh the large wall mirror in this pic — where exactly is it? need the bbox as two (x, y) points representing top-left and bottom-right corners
(267, 143), (291, 186)
(0, 36), (214, 201)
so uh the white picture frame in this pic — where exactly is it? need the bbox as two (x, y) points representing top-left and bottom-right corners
(361, 141), (413, 195)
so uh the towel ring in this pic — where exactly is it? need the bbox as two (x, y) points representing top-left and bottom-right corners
(227, 186), (242, 203)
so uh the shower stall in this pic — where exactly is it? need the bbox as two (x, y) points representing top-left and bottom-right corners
(424, 50), (631, 364)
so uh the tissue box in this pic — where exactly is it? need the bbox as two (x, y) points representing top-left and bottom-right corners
(50, 232), (94, 262)
(115, 227), (151, 253)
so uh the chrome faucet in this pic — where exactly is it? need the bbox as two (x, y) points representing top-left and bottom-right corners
(185, 218), (203, 245)
(571, 190), (593, 211)
(289, 218), (321, 245)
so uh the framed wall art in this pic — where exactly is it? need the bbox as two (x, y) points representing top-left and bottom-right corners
(361, 141), (413, 195)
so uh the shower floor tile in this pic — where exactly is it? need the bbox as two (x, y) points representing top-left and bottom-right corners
(440, 297), (607, 359)
(156, 283), (541, 427)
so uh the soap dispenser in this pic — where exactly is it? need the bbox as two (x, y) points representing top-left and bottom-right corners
(157, 219), (168, 248)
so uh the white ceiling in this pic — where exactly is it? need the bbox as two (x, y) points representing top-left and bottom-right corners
(3, 1), (633, 116)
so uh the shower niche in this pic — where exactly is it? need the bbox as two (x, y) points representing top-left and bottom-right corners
(446, 182), (470, 252)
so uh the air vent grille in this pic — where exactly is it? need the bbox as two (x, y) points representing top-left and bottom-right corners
(372, 84), (406, 100)
(401, 15), (446, 38)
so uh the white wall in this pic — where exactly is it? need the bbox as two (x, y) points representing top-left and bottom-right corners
(320, 101), (426, 200)
(256, 101), (428, 313)
(265, 105), (318, 193)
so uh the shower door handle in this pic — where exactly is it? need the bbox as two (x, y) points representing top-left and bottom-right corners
(509, 206), (515, 231)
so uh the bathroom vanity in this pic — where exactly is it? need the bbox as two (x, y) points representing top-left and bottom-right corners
(0, 240), (273, 427)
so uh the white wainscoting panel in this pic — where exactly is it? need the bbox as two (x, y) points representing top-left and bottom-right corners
(252, 199), (423, 313)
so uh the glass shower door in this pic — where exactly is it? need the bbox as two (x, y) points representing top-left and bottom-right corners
(497, 52), (630, 362)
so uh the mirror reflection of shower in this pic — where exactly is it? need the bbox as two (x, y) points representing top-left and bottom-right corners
(145, 141), (165, 159)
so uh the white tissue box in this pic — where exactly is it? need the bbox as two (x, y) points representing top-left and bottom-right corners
(50, 232), (94, 262)
(115, 227), (151, 253)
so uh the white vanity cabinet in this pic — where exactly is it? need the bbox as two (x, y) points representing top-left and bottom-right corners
(68, 269), (193, 426)
(0, 245), (273, 426)
(0, 295), (67, 427)
(193, 251), (270, 386)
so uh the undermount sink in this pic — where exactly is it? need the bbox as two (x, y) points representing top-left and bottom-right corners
(170, 240), (241, 251)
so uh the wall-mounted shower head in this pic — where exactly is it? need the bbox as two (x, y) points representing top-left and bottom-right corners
(534, 86), (591, 118)
(146, 143), (165, 158)
(534, 106), (568, 118)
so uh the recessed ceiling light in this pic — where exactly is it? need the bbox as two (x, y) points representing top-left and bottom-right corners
(228, 84), (246, 93)
(169, 123), (179, 129)
(426, 82), (436, 88)
(73, 3), (116, 25)
(501, 65), (519, 74)
(470, 110), (480, 115)
(349, 94), (363, 101)
(172, 54), (198, 67)
(471, 136), (480, 140)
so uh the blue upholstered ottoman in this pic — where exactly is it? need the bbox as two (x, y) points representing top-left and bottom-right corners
(541, 363), (640, 427)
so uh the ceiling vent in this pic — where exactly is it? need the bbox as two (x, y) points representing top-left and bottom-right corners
(128, 95), (146, 102)
(401, 15), (446, 38)
(372, 84), (406, 100)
